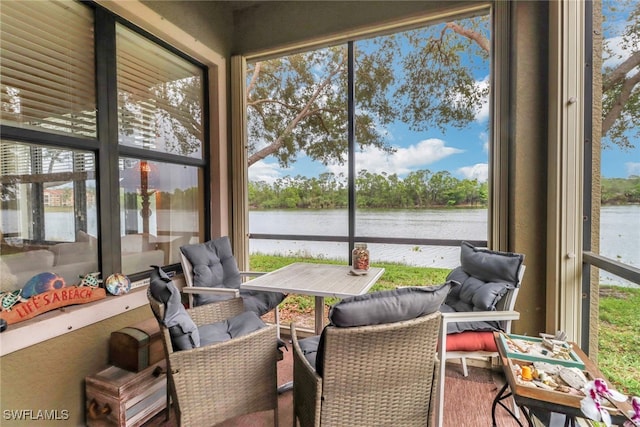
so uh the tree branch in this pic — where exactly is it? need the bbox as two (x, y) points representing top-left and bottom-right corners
(602, 51), (640, 93)
(246, 61), (261, 99)
(248, 57), (347, 166)
(602, 71), (640, 135)
(444, 22), (490, 53)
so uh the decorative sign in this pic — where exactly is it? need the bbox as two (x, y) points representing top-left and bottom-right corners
(0, 286), (106, 325)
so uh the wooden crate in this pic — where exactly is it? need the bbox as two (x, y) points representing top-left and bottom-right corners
(85, 361), (167, 427)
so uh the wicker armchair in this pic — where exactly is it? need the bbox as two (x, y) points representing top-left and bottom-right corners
(291, 311), (442, 427)
(147, 267), (279, 427)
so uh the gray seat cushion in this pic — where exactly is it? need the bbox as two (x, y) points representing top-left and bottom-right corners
(296, 335), (321, 368)
(149, 265), (200, 350)
(442, 241), (525, 334)
(180, 237), (286, 315)
(198, 310), (268, 346)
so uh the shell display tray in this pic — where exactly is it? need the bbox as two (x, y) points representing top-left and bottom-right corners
(498, 333), (585, 369)
(508, 358), (592, 398)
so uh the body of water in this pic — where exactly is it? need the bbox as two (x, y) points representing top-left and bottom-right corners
(250, 205), (640, 288)
(2, 206), (636, 286)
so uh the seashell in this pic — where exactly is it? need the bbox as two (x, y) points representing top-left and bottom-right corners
(22, 272), (66, 299)
(559, 367), (588, 389)
(533, 380), (555, 390)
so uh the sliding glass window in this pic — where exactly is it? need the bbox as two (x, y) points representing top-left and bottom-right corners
(116, 23), (205, 274)
(246, 7), (491, 270)
(0, 1), (207, 290)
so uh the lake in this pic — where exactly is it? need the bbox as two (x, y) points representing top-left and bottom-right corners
(249, 205), (640, 288)
(4, 205), (637, 287)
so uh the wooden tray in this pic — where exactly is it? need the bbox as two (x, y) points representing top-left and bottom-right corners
(497, 333), (585, 369)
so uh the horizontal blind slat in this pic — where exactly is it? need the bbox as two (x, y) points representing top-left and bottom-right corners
(0, 0), (96, 136)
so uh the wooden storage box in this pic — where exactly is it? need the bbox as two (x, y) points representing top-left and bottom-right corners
(109, 317), (164, 372)
(85, 361), (167, 427)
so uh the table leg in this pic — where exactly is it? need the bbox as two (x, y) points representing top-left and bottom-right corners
(314, 296), (324, 335)
(492, 382), (525, 427)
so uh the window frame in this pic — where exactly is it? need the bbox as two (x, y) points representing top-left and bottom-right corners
(0, 0), (226, 356)
(232, 2), (510, 267)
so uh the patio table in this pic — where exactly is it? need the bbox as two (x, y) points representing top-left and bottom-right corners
(240, 262), (385, 335)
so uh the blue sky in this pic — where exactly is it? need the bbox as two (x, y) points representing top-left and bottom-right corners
(249, 7), (639, 184)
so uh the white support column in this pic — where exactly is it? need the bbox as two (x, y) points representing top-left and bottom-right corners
(230, 55), (250, 269)
(546, 0), (585, 343)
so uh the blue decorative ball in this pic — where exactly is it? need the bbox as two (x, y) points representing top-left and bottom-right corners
(105, 273), (131, 296)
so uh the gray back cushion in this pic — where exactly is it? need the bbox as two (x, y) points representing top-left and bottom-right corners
(180, 237), (286, 315)
(459, 241), (524, 284)
(329, 282), (454, 327)
(312, 283), (453, 376)
(443, 241), (525, 333)
(180, 237), (242, 306)
(149, 265), (200, 350)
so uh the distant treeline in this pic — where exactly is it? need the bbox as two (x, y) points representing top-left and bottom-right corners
(248, 172), (640, 209)
(249, 170), (487, 209)
(601, 176), (640, 204)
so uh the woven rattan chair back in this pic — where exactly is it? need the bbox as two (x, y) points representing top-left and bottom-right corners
(292, 311), (442, 427)
(147, 289), (279, 427)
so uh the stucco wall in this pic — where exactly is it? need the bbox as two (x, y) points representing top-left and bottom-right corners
(232, 1), (479, 56)
(0, 306), (153, 426)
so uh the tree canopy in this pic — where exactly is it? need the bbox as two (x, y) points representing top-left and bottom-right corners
(601, 0), (640, 150)
(246, 12), (491, 168)
(246, 4), (639, 169)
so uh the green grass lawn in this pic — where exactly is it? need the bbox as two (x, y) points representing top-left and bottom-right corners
(598, 286), (640, 396)
(250, 254), (639, 397)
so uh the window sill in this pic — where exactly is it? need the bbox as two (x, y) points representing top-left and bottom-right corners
(0, 286), (150, 357)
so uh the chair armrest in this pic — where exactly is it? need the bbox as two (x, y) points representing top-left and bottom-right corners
(291, 323), (322, 427)
(182, 286), (240, 298)
(240, 271), (266, 281)
(291, 324), (320, 380)
(440, 310), (520, 323)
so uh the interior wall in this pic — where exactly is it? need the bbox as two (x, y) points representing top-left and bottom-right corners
(0, 306), (153, 426)
(232, 0), (481, 56)
(141, 0), (234, 57)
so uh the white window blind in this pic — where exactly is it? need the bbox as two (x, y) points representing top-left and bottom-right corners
(0, 0), (96, 137)
(116, 24), (203, 158)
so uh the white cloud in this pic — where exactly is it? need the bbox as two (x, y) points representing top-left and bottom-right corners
(626, 162), (640, 177)
(475, 75), (490, 123)
(480, 131), (489, 153)
(248, 160), (285, 183)
(327, 138), (463, 176)
(457, 163), (488, 182)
